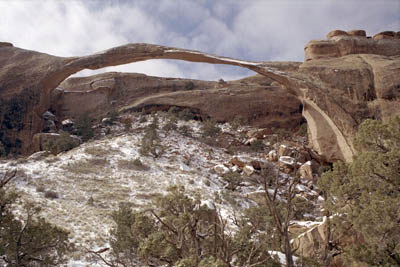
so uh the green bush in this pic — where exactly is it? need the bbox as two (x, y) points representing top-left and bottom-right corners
(178, 125), (192, 137)
(75, 115), (94, 141)
(184, 81), (195, 90)
(297, 123), (308, 137)
(162, 116), (178, 132)
(44, 190), (59, 200)
(103, 186), (280, 267)
(0, 142), (6, 157)
(1, 173), (74, 265)
(178, 109), (196, 121)
(319, 117), (400, 265)
(222, 171), (242, 191)
(139, 121), (164, 158)
(201, 119), (221, 137)
(250, 139), (265, 152)
(230, 115), (246, 130)
(132, 158), (149, 170)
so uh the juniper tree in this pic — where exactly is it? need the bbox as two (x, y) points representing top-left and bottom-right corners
(319, 117), (400, 266)
(96, 186), (280, 267)
(0, 170), (74, 266)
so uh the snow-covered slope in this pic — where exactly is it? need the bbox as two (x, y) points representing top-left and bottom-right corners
(0, 112), (324, 266)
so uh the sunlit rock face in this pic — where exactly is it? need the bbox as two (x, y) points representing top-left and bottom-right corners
(1, 30), (399, 162)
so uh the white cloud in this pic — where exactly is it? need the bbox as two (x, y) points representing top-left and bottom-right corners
(1, 0), (398, 80)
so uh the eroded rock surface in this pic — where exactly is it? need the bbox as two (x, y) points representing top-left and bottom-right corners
(305, 29), (400, 61)
(1, 30), (399, 162)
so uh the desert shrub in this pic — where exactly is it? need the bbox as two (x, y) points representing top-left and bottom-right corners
(75, 114), (94, 141)
(108, 109), (119, 124)
(297, 123), (308, 137)
(36, 185), (46, 193)
(44, 190), (59, 200)
(84, 146), (110, 157)
(230, 115), (246, 130)
(162, 116), (178, 132)
(292, 196), (315, 220)
(201, 119), (221, 137)
(318, 165), (331, 175)
(222, 171), (242, 191)
(118, 158), (150, 171)
(272, 127), (290, 139)
(139, 120), (164, 158)
(178, 109), (196, 121)
(101, 186), (280, 267)
(0, 171), (73, 265)
(178, 125), (192, 137)
(225, 146), (237, 155)
(168, 106), (179, 115)
(184, 81), (195, 90)
(63, 159), (107, 175)
(0, 142), (6, 157)
(139, 115), (147, 123)
(122, 117), (132, 131)
(87, 196), (94, 206)
(87, 157), (109, 166)
(250, 139), (265, 152)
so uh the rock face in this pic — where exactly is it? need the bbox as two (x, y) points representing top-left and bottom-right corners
(305, 30), (400, 61)
(1, 30), (399, 162)
(54, 72), (303, 130)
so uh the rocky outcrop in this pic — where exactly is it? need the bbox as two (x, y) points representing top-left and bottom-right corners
(54, 72), (303, 130)
(1, 30), (399, 162)
(305, 29), (400, 61)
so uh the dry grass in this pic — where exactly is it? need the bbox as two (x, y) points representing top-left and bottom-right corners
(84, 146), (111, 156)
(63, 158), (109, 175)
(117, 158), (150, 171)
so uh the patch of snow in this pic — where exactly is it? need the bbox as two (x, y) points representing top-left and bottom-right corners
(279, 156), (296, 166)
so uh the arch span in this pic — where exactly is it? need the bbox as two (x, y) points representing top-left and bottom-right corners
(0, 43), (354, 161)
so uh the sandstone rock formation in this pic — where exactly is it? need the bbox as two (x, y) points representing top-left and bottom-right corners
(1, 30), (399, 162)
(54, 72), (303, 130)
(305, 29), (400, 61)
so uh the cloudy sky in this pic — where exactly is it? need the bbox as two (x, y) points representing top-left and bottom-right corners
(1, 0), (399, 80)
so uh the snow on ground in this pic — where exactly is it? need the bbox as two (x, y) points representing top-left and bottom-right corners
(0, 112), (323, 266)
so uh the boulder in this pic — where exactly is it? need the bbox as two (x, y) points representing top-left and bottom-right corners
(267, 150), (278, 162)
(43, 120), (57, 133)
(250, 160), (266, 170)
(279, 156), (296, 173)
(243, 165), (254, 176)
(291, 219), (329, 259)
(244, 137), (258, 145)
(61, 119), (74, 132)
(373, 31), (397, 40)
(278, 144), (294, 157)
(214, 164), (230, 176)
(347, 30), (366, 37)
(246, 128), (272, 139)
(42, 111), (57, 121)
(229, 157), (246, 168)
(326, 30), (349, 39)
(31, 133), (81, 154)
(299, 161), (314, 181)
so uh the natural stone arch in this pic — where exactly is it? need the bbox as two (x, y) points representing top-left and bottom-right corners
(0, 43), (354, 162)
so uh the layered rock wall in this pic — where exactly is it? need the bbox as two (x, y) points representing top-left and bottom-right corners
(1, 30), (399, 162)
(305, 30), (400, 61)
